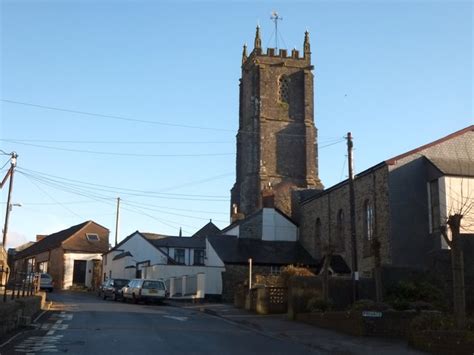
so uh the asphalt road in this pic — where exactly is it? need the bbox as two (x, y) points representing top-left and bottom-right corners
(1, 292), (320, 354)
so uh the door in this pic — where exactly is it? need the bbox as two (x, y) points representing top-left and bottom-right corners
(73, 260), (87, 285)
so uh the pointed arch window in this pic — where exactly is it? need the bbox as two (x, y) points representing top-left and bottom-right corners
(315, 217), (321, 241)
(364, 199), (374, 242)
(336, 209), (346, 252)
(278, 75), (290, 103)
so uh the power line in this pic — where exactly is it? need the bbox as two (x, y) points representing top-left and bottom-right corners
(6, 140), (234, 158)
(17, 168), (229, 200)
(1, 138), (229, 145)
(1, 99), (233, 132)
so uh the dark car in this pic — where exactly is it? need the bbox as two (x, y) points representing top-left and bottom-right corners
(101, 278), (130, 301)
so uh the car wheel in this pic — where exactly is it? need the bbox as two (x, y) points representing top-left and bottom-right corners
(113, 292), (117, 302)
(103, 293), (107, 300)
(132, 293), (138, 304)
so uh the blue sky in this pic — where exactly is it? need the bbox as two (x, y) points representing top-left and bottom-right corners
(1, 0), (472, 248)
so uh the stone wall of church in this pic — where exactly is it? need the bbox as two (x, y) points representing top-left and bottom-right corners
(299, 165), (392, 275)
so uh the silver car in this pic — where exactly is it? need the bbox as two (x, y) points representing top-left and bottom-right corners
(121, 279), (167, 304)
(39, 273), (54, 292)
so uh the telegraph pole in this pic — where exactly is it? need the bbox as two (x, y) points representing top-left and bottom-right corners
(2, 152), (18, 247)
(347, 133), (359, 302)
(114, 197), (120, 247)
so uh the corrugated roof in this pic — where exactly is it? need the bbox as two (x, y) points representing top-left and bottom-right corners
(207, 235), (317, 266)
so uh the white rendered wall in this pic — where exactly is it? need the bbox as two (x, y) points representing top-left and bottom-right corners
(439, 176), (474, 247)
(205, 239), (225, 267)
(261, 208), (297, 241)
(222, 225), (239, 236)
(144, 264), (224, 295)
(64, 253), (102, 289)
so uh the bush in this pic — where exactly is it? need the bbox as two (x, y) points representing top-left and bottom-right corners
(386, 281), (446, 311)
(279, 265), (315, 287)
(351, 299), (390, 312)
(307, 295), (333, 313)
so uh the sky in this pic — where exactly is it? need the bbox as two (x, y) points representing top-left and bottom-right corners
(1, 0), (472, 249)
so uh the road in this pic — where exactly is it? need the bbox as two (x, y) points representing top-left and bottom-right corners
(1, 292), (319, 354)
(1, 292), (425, 354)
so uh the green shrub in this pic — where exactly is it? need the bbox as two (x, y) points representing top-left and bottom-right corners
(307, 295), (333, 312)
(386, 281), (446, 311)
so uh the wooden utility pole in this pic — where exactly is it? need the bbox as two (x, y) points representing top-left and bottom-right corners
(2, 152), (18, 247)
(347, 133), (359, 302)
(114, 197), (120, 246)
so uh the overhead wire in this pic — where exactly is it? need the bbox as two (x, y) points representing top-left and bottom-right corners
(6, 141), (234, 158)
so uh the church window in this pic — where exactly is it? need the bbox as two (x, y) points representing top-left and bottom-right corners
(315, 217), (321, 241)
(364, 200), (374, 242)
(336, 209), (345, 252)
(278, 75), (290, 103)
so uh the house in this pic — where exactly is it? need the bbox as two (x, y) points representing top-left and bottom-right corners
(207, 204), (320, 301)
(102, 221), (225, 297)
(14, 220), (109, 289)
(298, 125), (474, 275)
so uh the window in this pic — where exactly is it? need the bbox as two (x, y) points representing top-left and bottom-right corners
(86, 233), (100, 241)
(193, 249), (205, 266)
(174, 249), (185, 264)
(315, 218), (321, 240)
(336, 209), (346, 252)
(270, 265), (282, 275)
(428, 179), (440, 233)
(278, 75), (290, 103)
(363, 199), (375, 257)
(364, 200), (374, 242)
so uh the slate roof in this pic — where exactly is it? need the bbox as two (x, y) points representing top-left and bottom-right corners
(15, 221), (90, 259)
(192, 221), (221, 238)
(142, 233), (206, 249)
(427, 158), (474, 177)
(207, 235), (317, 266)
(113, 251), (133, 260)
(316, 254), (351, 274)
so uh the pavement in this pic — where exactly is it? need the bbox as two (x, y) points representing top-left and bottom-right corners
(168, 300), (426, 354)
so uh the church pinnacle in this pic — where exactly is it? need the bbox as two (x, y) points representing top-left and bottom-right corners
(242, 43), (248, 64)
(254, 25), (262, 51)
(304, 30), (311, 58)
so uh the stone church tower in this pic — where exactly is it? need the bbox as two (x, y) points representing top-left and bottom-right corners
(231, 26), (323, 219)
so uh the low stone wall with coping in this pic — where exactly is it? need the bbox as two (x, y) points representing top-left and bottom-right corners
(0, 293), (45, 338)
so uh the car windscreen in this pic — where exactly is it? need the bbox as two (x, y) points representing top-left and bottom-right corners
(114, 279), (129, 287)
(142, 281), (165, 290)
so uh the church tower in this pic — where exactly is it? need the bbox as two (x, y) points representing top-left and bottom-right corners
(231, 27), (323, 219)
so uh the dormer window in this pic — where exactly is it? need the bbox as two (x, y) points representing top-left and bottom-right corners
(278, 75), (290, 103)
(86, 233), (100, 241)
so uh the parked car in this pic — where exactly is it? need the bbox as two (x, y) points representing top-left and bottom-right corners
(39, 273), (54, 292)
(101, 278), (129, 301)
(121, 279), (168, 304)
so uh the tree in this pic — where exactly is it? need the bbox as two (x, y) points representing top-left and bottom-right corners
(441, 214), (466, 329)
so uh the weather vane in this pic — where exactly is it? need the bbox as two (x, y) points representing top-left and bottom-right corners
(270, 11), (283, 50)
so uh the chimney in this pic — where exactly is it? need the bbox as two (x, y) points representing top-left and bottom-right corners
(36, 235), (47, 242)
(231, 203), (245, 223)
(262, 183), (275, 208)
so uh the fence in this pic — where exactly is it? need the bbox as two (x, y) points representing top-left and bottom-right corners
(0, 266), (40, 302)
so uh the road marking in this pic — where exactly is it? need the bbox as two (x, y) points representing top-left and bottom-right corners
(12, 312), (73, 353)
(163, 315), (188, 322)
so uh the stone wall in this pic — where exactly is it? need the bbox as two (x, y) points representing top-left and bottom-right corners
(221, 264), (273, 302)
(299, 165), (391, 274)
(0, 295), (44, 337)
